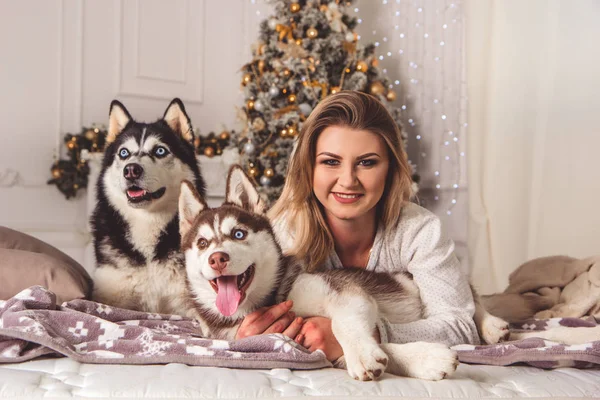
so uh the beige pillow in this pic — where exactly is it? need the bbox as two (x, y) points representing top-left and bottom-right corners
(0, 226), (93, 304)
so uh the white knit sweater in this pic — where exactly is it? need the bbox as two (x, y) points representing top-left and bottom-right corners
(273, 202), (480, 346)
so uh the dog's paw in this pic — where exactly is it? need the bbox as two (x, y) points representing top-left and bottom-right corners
(344, 344), (388, 381)
(480, 314), (510, 344)
(386, 342), (458, 381)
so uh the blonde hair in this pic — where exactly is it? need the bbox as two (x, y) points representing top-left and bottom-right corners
(269, 91), (413, 271)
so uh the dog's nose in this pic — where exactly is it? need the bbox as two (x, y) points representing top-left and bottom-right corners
(123, 163), (143, 181)
(209, 252), (230, 271)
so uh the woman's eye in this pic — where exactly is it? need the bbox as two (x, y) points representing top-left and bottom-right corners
(197, 239), (208, 249)
(119, 148), (130, 159)
(359, 159), (377, 167)
(322, 159), (340, 166)
(232, 229), (247, 240)
(154, 146), (169, 157)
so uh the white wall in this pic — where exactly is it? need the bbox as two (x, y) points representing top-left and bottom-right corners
(467, 0), (600, 293)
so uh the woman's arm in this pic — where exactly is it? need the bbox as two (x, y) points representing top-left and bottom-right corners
(379, 207), (479, 346)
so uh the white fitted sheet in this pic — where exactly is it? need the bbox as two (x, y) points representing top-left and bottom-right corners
(1, 358), (600, 399)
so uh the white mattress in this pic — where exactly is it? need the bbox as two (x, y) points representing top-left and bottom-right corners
(1, 359), (600, 399)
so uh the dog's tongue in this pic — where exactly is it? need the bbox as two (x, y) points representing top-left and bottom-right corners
(215, 276), (241, 316)
(127, 189), (146, 198)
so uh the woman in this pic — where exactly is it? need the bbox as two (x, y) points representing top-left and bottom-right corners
(236, 91), (478, 361)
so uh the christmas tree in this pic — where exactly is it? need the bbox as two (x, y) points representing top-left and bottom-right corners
(231, 0), (417, 203)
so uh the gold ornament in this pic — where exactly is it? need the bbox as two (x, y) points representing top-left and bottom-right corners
(295, 38), (302, 46)
(306, 27), (318, 39)
(247, 100), (255, 110)
(248, 167), (259, 177)
(259, 43), (267, 55)
(330, 86), (341, 95)
(51, 167), (61, 178)
(287, 125), (297, 136)
(370, 81), (385, 95)
(290, 2), (301, 13)
(67, 141), (77, 150)
(287, 94), (297, 104)
(219, 131), (230, 140)
(319, 4), (328, 12)
(84, 129), (95, 140)
(204, 147), (215, 157)
(264, 168), (274, 178)
(386, 91), (397, 102)
(280, 129), (288, 138)
(216, 147), (223, 155)
(73, 184), (79, 189)
(371, 59), (379, 67)
(356, 61), (368, 72)
(283, 68), (291, 76)
(242, 73), (252, 86)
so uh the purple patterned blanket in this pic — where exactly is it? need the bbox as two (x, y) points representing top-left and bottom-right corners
(2, 287), (599, 370)
(0, 286), (330, 369)
(454, 317), (600, 369)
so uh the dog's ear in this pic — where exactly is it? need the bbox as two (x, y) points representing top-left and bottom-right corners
(107, 100), (132, 144)
(163, 98), (194, 143)
(225, 165), (266, 214)
(179, 180), (207, 239)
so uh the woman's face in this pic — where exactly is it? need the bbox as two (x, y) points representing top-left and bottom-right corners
(313, 125), (390, 224)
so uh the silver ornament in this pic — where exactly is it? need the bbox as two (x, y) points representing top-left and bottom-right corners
(253, 99), (265, 112)
(260, 176), (271, 186)
(268, 18), (278, 30)
(269, 86), (280, 97)
(345, 32), (355, 42)
(299, 103), (312, 116)
(243, 141), (256, 154)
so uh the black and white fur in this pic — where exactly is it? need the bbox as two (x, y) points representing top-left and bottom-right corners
(179, 166), (465, 381)
(91, 98), (205, 318)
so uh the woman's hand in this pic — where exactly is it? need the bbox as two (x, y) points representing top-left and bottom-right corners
(295, 317), (343, 362)
(235, 300), (305, 340)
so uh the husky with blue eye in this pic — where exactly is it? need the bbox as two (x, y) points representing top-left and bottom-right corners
(90, 98), (205, 318)
(178, 166), (468, 381)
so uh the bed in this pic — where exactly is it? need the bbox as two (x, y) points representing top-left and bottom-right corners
(2, 358), (600, 399)
(1, 286), (600, 399)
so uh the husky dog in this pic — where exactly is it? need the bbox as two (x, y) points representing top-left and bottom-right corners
(178, 166), (473, 381)
(91, 98), (205, 318)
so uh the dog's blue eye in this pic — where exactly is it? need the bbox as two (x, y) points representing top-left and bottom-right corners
(119, 148), (130, 159)
(233, 229), (246, 240)
(154, 146), (169, 157)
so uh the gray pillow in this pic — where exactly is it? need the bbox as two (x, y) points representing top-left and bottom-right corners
(0, 226), (93, 304)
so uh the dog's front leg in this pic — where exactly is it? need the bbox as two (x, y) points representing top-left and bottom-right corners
(287, 274), (387, 380)
(327, 292), (389, 381)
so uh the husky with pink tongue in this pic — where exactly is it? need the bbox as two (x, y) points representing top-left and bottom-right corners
(179, 166), (462, 382)
(179, 166), (284, 338)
